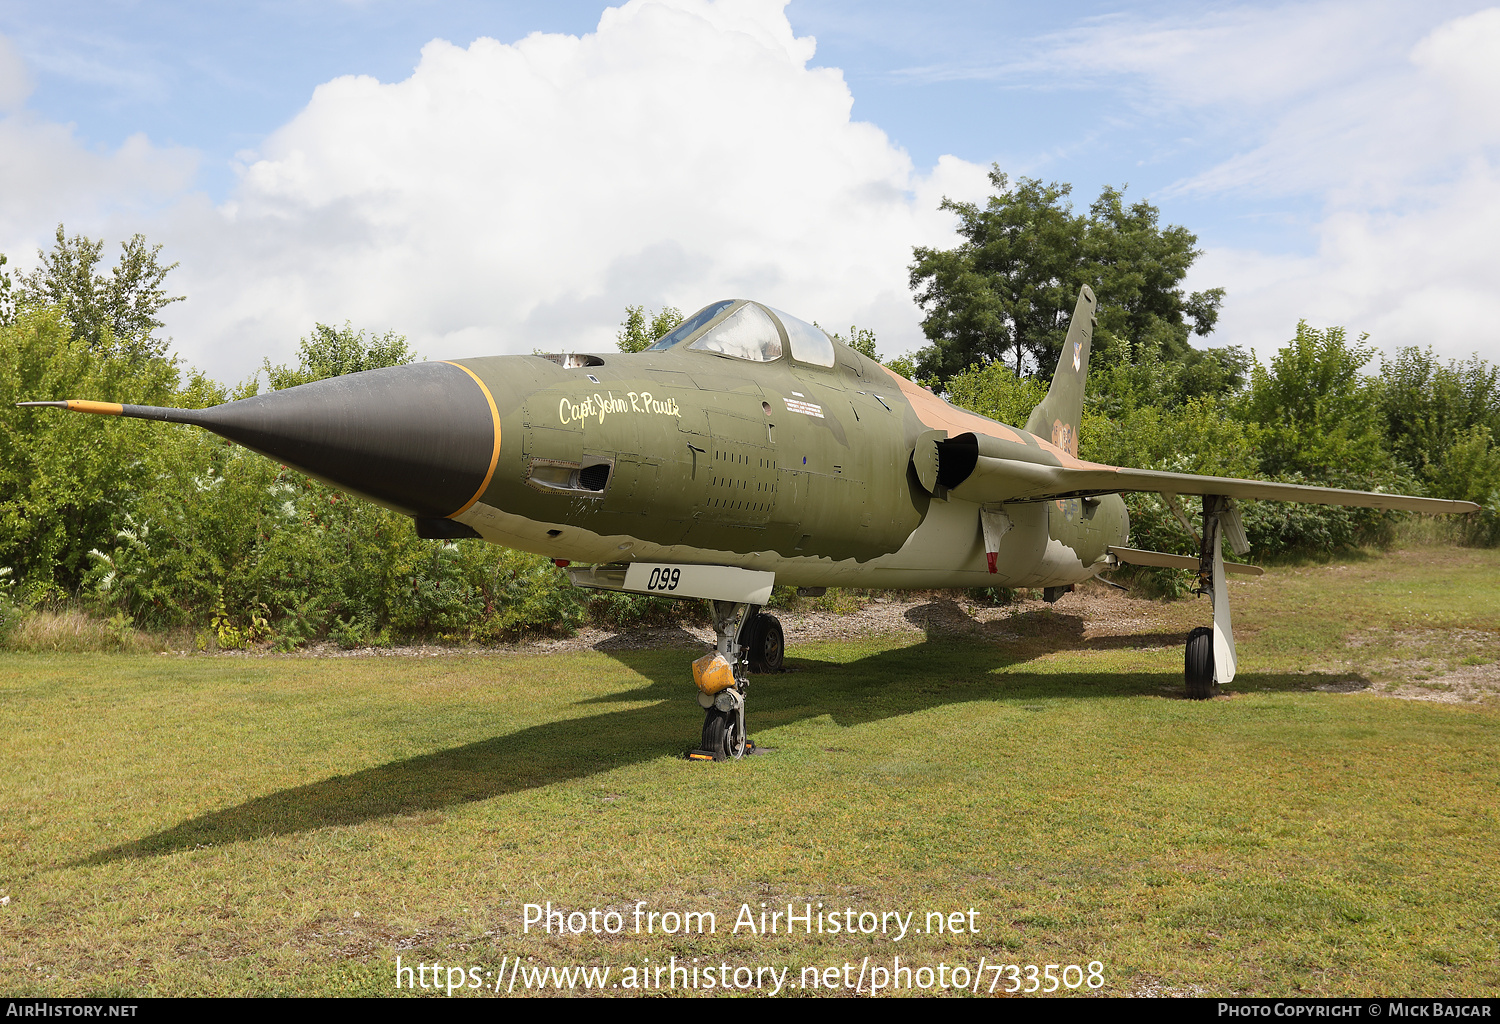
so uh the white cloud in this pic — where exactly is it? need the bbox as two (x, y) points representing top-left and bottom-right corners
(0, 3), (993, 382)
(18, 0), (1492, 383)
(932, 1), (1400, 108)
(1007, 3), (1500, 366)
(0, 118), (197, 269)
(0, 34), (32, 112)
(1194, 158), (1500, 363)
(1153, 6), (1500, 205)
(143, 0), (990, 381)
(1181, 7), (1500, 364)
(0, 34), (197, 265)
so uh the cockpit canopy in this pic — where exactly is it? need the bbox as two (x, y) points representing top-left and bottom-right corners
(647, 299), (836, 367)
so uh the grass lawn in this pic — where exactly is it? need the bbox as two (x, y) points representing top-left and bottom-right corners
(1, 544), (1497, 997)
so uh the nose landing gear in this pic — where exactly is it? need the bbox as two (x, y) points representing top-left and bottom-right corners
(687, 601), (783, 761)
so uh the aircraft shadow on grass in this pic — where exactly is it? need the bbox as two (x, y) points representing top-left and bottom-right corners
(78, 610), (1369, 866)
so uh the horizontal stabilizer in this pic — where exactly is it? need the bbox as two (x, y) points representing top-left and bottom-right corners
(1109, 546), (1263, 576)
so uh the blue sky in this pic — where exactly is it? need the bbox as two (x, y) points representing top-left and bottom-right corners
(2, 1), (1497, 381)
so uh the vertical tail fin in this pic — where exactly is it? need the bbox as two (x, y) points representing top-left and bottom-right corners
(1023, 285), (1096, 458)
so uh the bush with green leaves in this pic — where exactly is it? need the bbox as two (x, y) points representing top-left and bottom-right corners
(84, 446), (588, 644)
(0, 306), (221, 605)
(0, 567), (21, 643)
(78, 390), (586, 646)
(944, 361), (1048, 430)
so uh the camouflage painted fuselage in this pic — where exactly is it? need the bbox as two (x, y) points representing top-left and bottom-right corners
(447, 340), (1128, 590)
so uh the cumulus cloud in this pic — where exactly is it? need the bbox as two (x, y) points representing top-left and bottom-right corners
(16, 0), (1492, 381)
(143, 0), (989, 381)
(1192, 158), (1500, 362)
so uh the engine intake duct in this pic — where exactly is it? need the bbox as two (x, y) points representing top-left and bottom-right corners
(935, 433), (979, 490)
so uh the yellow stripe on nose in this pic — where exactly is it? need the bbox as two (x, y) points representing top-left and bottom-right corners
(442, 361), (502, 518)
(68, 400), (125, 415)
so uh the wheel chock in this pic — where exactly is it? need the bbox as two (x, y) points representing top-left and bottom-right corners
(685, 739), (757, 763)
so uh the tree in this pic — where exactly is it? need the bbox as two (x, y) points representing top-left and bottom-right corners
(1086, 186), (1224, 364)
(0, 305), (211, 603)
(262, 322), (415, 391)
(908, 167), (1224, 382)
(909, 172), (1083, 381)
(1088, 338), (1249, 417)
(616, 305), (684, 353)
(1239, 322), (1390, 482)
(822, 324), (880, 361)
(16, 225), (185, 359)
(1426, 425), (1500, 507)
(0, 253), (13, 327)
(945, 361), (1048, 430)
(1377, 346), (1500, 482)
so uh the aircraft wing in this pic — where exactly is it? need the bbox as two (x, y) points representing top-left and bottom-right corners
(944, 452), (1479, 515)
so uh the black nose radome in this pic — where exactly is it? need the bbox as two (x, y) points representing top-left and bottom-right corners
(28, 361), (502, 519)
(196, 362), (499, 518)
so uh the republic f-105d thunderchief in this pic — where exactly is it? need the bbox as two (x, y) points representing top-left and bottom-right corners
(22, 288), (1478, 759)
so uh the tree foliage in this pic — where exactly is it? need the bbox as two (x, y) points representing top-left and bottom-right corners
(944, 362), (1048, 431)
(940, 313), (1500, 564)
(262, 322), (415, 391)
(1086, 186), (1224, 365)
(908, 168), (1227, 383)
(15, 225), (184, 360)
(0, 279), (584, 644)
(822, 324), (880, 361)
(616, 305), (684, 353)
(0, 253), (14, 327)
(1087, 339), (1248, 418)
(0, 305), (211, 603)
(4, 222), (1498, 648)
(1241, 322), (1390, 482)
(73, 325), (580, 643)
(1377, 346), (1500, 485)
(910, 173), (1083, 381)
(1426, 425), (1500, 509)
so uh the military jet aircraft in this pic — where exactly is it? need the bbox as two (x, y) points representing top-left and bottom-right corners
(22, 288), (1478, 760)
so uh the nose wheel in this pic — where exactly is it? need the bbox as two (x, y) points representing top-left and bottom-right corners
(700, 695), (746, 761)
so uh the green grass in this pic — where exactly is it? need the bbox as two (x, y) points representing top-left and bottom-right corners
(2, 544), (1498, 997)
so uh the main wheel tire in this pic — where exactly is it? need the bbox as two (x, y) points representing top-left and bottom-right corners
(747, 614), (785, 674)
(1185, 626), (1217, 699)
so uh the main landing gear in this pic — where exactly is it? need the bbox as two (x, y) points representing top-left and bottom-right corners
(688, 601), (783, 761)
(1184, 494), (1250, 699)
